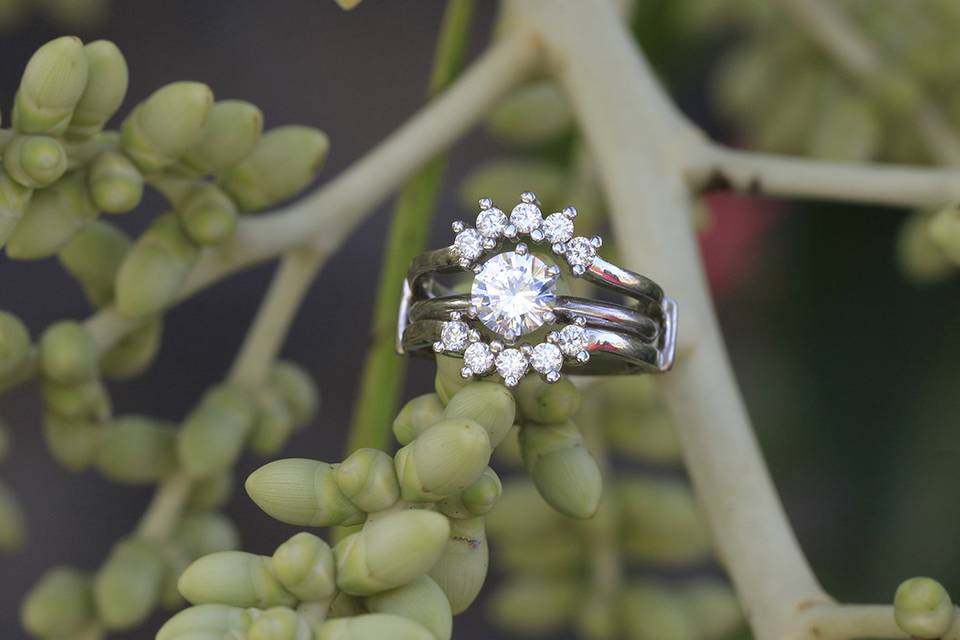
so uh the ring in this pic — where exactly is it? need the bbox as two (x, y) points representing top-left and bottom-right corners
(396, 191), (678, 386)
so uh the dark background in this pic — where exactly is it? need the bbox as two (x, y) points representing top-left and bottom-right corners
(3, 2), (960, 639)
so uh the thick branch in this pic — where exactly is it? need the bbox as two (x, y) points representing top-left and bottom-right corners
(788, 603), (960, 640)
(688, 144), (960, 209)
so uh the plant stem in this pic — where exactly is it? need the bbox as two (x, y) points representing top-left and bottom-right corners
(135, 470), (191, 540)
(346, 0), (474, 452)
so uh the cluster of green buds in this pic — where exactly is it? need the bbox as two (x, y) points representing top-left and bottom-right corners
(487, 377), (743, 640)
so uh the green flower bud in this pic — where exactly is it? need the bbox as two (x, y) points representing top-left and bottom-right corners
(0, 310), (31, 382)
(115, 212), (200, 318)
(95, 415), (177, 484)
(94, 537), (165, 630)
(58, 220), (131, 307)
(497, 532), (582, 575)
(683, 580), (743, 640)
(493, 424), (523, 467)
(177, 182), (238, 246)
(489, 577), (580, 634)
(3, 135), (67, 188)
(0, 168), (33, 250)
(394, 418), (491, 502)
(485, 480), (565, 540)
(459, 159), (566, 214)
(156, 603), (255, 640)
(42, 378), (110, 421)
(268, 360), (319, 427)
(249, 607), (313, 640)
(928, 206), (960, 265)
(120, 81), (214, 172)
(218, 125), (329, 211)
(617, 477), (710, 565)
(620, 583), (698, 640)
(43, 414), (101, 471)
(158, 541), (191, 610)
(185, 470), (233, 512)
(807, 93), (878, 161)
(178, 550), (296, 608)
(366, 575), (452, 640)
(246, 458), (363, 527)
(603, 407), (680, 465)
(393, 393), (444, 445)
(173, 512), (240, 558)
(434, 355), (467, 404)
(13, 36), (89, 135)
(334, 509), (450, 596)
(487, 81), (572, 147)
(442, 382), (515, 447)
(271, 532), (336, 602)
(39, 320), (97, 384)
(428, 516), (487, 614)
(316, 613), (434, 640)
(21, 567), (94, 637)
(519, 420), (601, 519)
(515, 376), (580, 424)
(898, 210), (954, 283)
(6, 171), (98, 260)
(177, 100), (264, 175)
(437, 467), (502, 519)
(88, 150), (143, 214)
(894, 577), (954, 639)
(249, 387), (295, 456)
(178, 383), (257, 478)
(0, 479), (25, 551)
(67, 40), (128, 139)
(336, 448), (400, 513)
(100, 316), (163, 379)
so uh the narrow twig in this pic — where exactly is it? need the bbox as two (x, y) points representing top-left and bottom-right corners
(135, 470), (191, 540)
(788, 602), (960, 640)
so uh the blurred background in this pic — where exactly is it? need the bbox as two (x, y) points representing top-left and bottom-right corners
(2, 1), (960, 639)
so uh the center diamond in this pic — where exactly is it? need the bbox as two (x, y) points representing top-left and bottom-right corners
(471, 251), (558, 339)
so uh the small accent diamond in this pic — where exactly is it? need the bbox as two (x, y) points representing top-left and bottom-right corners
(440, 320), (470, 352)
(542, 212), (574, 244)
(463, 342), (495, 374)
(510, 202), (542, 234)
(529, 343), (563, 375)
(557, 324), (588, 357)
(495, 348), (528, 386)
(454, 228), (484, 262)
(564, 236), (597, 271)
(476, 207), (508, 238)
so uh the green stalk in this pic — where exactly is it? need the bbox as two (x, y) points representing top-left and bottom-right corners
(346, 0), (475, 452)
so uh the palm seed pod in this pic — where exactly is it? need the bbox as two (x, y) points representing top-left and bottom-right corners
(185, 470), (234, 512)
(173, 512), (241, 559)
(57, 220), (131, 307)
(0, 168), (33, 250)
(489, 577), (581, 634)
(271, 532), (336, 602)
(428, 515), (488, 614)
(897, 210), (953, 283)
(177, 99), (264, 175)
(0, 310), (31, 383)
(519, 419), (602, 519)
(94, 537), (165, 630)
(616, 477), (711, 565)
(894, 577), (955, 639)
(178, 383), (258, 478)
(120, 81), (214, 172)
(249, 606), (313, 640)
(0, 479), (25, 550)
(12, 36), (89, 135)
(514, 376), (581, 425)
(178, 550), (296, 609)
(42, 414), (101, 470)
(393, 393), (444, 445)
(333, 509), (450, 596)
(39, 320), (97, 384)
(66, 40), (128, 140)
(394, 417), (492, 502)
(316, 613), (434, 640)
(176, 182), (238, 246)
(683, 580), (743, 640)
(486, 81), (573, 147)
(42, 377), (110, 421)
(99, 316), (163, 379)
(3, 135), (67, 188)
(267, 360), (319, 426)
(619, 583), (698, 640)
(437, 467), (502, 519)
(335, 448), (400, 513)
(248, 387), (295, 456)
(88, 150), (143, 214)
(7, 170), (98, 260)
(365, 575), (453, 640)
(156, 603), (256, 640)
(442, 382), (515, 447)
(458, 159), (566, 214)
(218, 125), (329, 211)
(115, 212), (200, 318)
(94, 415), (177, 484)
(246, 458), (363, 527)
(434, 355), (467, 404)
(21, 567), (94, 638)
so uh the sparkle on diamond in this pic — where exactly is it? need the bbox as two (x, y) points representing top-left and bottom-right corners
(495, 348), (528, 384)
(557, 324), (588, 357)
(542, 212), (574, 244)
(564, 236), (597, 269)
(510, 202), (542, 233)
(476, 207), (507, 238)
(530, 343), (563, 375)
(440, 320), (470, 352)
(463, 342), (494, 374)
(454, 228), (484, 262)
(471, 251), (558, 339)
